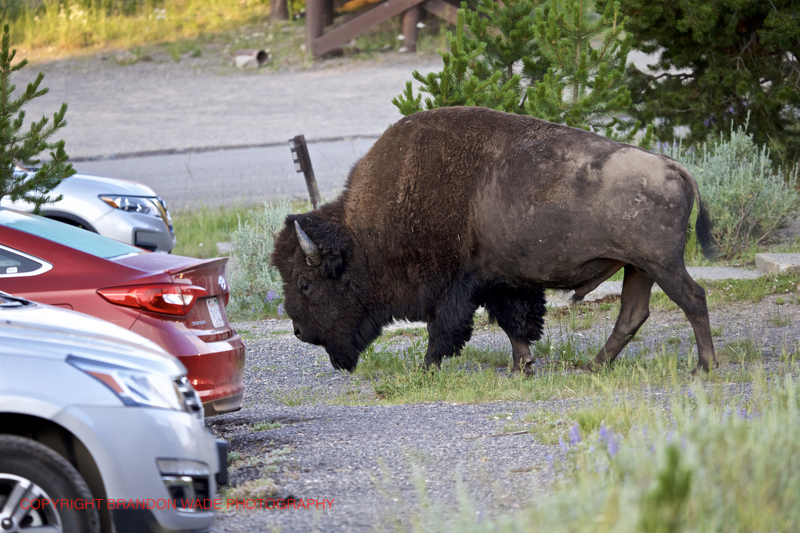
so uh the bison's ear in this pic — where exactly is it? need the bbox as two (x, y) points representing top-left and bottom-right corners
(288, 214), (350, 279)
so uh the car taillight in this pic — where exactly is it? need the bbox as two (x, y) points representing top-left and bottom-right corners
(98, 284), (208, 316)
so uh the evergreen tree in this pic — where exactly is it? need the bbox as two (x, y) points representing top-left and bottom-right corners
(0, 24), (74, 211)
(394, 0), (649, 146)
(526, 0), (649, 143)
(610, 0), (800, 163)
(392, 10), (521, 116)
(460, 0), (549, 113)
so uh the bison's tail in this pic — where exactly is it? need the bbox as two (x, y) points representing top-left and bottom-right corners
(674, 162), (717, 260)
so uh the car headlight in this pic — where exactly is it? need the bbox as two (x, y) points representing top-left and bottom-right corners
(100, 195), (174, 236)
(99, 195), (158, 215)
(67, 355), (203, 419)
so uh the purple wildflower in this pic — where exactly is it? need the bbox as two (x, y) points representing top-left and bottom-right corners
(599, 424), (608, 441)
(569, 424), (581, 446)
(547, 454), (554, 469)
(738, 407), (748, 419)
(559, 437), (568, 453)
(667, 430), (674, 443)
(266, 290), (277, 303)
(277, 303), (284, 316)
(607, 435), (619, 457)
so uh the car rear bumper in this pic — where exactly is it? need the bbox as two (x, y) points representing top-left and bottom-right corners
(130, 315), (247, 414)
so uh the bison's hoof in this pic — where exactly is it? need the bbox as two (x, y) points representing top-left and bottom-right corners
(578, 361), (602, 373)
(690, 365), (711, 380)
(510, 363), (536, 377)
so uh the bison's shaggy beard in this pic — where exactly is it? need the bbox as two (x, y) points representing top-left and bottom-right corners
(325, 308), (390, 372)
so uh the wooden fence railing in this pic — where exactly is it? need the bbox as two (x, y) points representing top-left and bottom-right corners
(305, 0), (459, 57)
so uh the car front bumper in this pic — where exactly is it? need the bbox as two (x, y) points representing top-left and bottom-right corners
(55, 406), (223, 533)
(93, 208), (176, 253)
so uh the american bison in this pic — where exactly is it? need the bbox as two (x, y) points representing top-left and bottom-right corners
(272, 107), (716, 375)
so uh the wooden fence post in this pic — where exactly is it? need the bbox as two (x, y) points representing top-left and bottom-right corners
(305, 0), (325, 58)
(401, 6), (421, 52)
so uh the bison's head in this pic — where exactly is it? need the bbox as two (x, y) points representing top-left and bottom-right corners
(271, 213), (375, 371)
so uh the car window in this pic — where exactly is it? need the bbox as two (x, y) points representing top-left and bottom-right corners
(0, 209), (144, 259)
(0, 245), (52, 277)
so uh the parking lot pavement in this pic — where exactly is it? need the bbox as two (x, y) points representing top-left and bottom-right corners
(74, 136), (379, 210)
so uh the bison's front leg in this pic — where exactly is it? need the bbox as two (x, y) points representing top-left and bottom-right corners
(423, 279), (479, 369)
(424, 313), (477, 369)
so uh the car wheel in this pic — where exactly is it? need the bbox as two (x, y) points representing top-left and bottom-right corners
(0, 435), (100, 533)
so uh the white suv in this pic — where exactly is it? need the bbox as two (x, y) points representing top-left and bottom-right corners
(0, 293), (226, 533)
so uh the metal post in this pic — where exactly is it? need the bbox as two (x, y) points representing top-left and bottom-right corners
(289, 135), (322, 209)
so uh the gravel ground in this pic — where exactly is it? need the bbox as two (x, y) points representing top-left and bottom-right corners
(207, 292), (799, 532)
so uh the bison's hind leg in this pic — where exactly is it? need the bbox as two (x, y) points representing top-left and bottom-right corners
(646, 264), (717, 375)
(484, 284), (547, 373)
(591, 265), (654, 369)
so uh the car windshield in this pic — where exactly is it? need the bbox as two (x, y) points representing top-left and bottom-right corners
(0, 209), (144, 259)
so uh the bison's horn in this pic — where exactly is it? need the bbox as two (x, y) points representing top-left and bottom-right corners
(294, 220), (322, 267)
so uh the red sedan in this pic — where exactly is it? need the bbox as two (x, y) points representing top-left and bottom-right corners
(0, 208), (245, 416)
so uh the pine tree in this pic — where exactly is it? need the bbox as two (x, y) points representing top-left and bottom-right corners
(525, 0), (649, 143)
(392, 10), (521, 116)
(610, 0), (800, 163)
(0, 24), (74, 212)
(460, 0), (549, 113)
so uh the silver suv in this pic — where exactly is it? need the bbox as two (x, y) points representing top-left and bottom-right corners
(0, 293), (226, 532)
(1, 168), (176, 253)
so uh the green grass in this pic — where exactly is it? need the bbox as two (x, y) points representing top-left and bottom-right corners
(249, 421), (282, 432)
(7, 0), (271, 56)
(276, 387), (316, 406)
(392, 366), (800, 533)
(719, 339), (762, 364)
(171, 205), (257, 259)
(650, 273), (800, 312)
(342, 332), (763, 405)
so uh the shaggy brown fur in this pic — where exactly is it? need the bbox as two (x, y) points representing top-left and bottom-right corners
(272, 107), (716, 374)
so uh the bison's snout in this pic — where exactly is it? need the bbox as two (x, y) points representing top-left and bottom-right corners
(293, 321), (322, 345)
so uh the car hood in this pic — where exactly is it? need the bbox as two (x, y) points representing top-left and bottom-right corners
(0, 297), (184, 376)
(54, 172), (158, 197)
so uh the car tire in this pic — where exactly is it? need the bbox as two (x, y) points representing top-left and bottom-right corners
(0, 435), (101, 533)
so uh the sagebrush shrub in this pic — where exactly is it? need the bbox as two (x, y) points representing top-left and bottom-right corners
(661, 123), (799, 258)
(228, 200), (294, 320)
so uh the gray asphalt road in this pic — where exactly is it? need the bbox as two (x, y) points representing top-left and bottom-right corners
(16, 53), (441, 209)
(74, 137), (378, 210)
